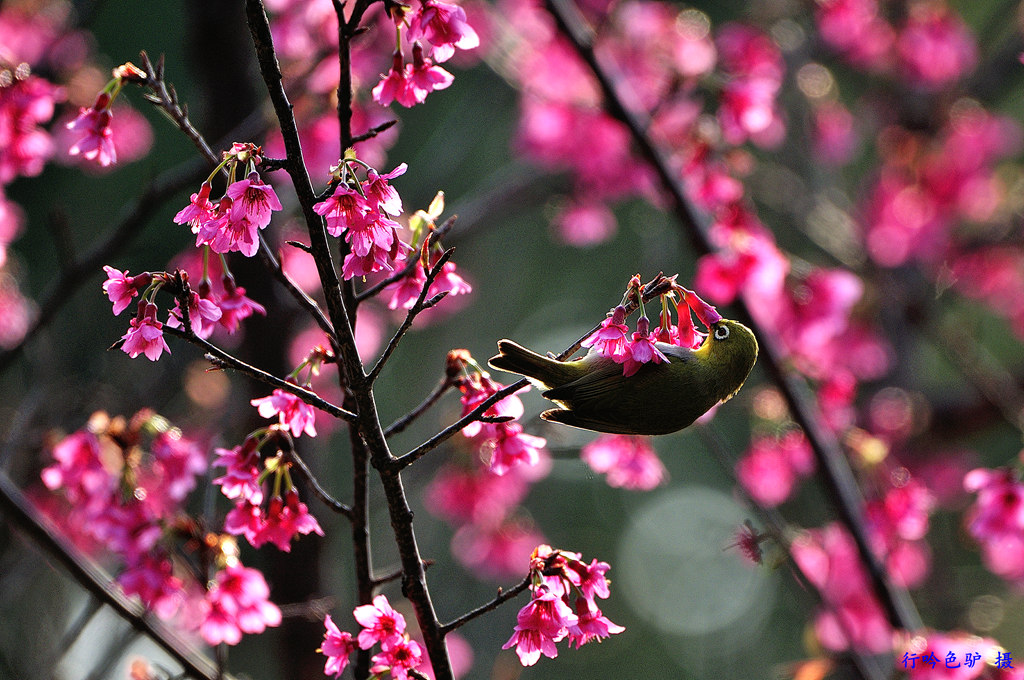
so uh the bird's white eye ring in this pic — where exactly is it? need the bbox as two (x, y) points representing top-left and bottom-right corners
(714, 325), (730, 340)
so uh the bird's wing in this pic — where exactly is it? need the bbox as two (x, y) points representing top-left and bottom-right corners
(542, 346), (696, 406)
(540, 357), (623, 404)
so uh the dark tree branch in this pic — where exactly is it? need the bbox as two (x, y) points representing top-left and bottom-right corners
(246, 3), (453, 676)
(543, 0), (922, 634)
(439, 576), (532, 636)
(384, 378), (455, 437)
(0, 471), (233, 680)
(162, 325), (357, 423)
(366, 249), (455, 384)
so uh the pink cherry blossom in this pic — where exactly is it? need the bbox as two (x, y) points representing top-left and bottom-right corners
(353, 594), (406, 649)
(0, 74), (62, 183)
(251, 388), (318, 438)
(199, 564), (282, 645)
(121, 302), (170, 361)
(580, 434), (667, 490)
(790, 523), (892, 652)
(216, 277), (266, 333)
(253, 490), (324, 552)
(213, 439), (264, 505)
(370, 636), (424, 680)
(408, 0), (480, 63)
(895, 4), (977, 90)
(227, 172), (282, 230)
(964, 466), (1024, 583)
(118, 554), (184, 620)
(566, 597), (624, 649)
(364, 164), (407, 216)
(167, 289), (223, 339)
(502, 587), (577, 666)
(582, 305), (630, 359)
(407, 42), (455, 104)
(736, 432), (815, 507)
(452, 518), (546, 579)
(619, 316), (668, 377)
(486, 422), (547, 476)
(320, 615), (355, 678)
(66, 93), (116, 167)
(102, 266), (150, 315)
(425, 463), (530, 525)
(373, 53), (417, 108)
(173, 182), (215, 234)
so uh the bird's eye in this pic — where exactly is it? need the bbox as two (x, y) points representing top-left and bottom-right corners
(714, 324), (730, 340)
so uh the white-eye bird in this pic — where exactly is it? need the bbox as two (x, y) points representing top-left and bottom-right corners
(488, 319), (758, 435)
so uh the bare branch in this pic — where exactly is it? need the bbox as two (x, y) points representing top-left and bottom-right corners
(162, 324), (357, 423)
(0, 471), (234, 680)
(439, 576), (532, 636)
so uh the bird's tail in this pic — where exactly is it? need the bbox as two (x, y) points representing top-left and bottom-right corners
(488, 340), (575, 388)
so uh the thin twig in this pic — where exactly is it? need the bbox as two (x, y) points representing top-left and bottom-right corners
(383, 378), (454, 437)
(355, 215), (458, 303)
(438, 576), (532, 635)
(366, 249), (455, 384)
(286, 446), (354, 518)
(162, 325), (357, 423)
(256, 234), (338, 349)
(0, 470), (233, 680)
(543, 0), (922, 634)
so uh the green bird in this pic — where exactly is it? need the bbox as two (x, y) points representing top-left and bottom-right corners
(488, 319), (758, 435)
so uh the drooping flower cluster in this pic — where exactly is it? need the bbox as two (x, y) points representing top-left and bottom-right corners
(963, 464), (1024, 585)
(39, 410), (281, 646)
(103, 261), (266, 360)
(790, 523), (893, 654)
(457, 371), (546, 476)
(580, 434), (667, 491)
(421, 350), (549, 577)
(735, 430), (815, 508)
(503, 545), (624, 666)
(384, 190), (472, 313)
(371, 0), (478, 108)
(816, 0), (977, 90)
(174, 143), (282, 258)
(581, 279), (721, 377)
(313, 161), (414, 279)
(319, 595), (429, 680)
(214, 428), (324, 553)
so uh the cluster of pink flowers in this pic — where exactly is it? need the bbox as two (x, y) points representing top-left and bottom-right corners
(715, 23), (785, 147)
(372, 0), (479, 107)
(816, 0), (977, 89)
(457, 366), (548, 476)
(101, 143), (273, 361)
(214, 434), (324, 553)
(421, 350), (549, 577)
(503, 545), (624, 667)
(963, 464), (1024, 584)
(174, 144), (282, 258)
(579, 434), (667, 491)
(581, 283), (722, 377)
(492, 0), (789, 245)
(103, 263), (265, 360)
(313, 162), (414, 279)
(790, 522), (893, 654)
(320, 595), (427, 679)
(39, 411), (281, 646)
(735, 430), (815, 508)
